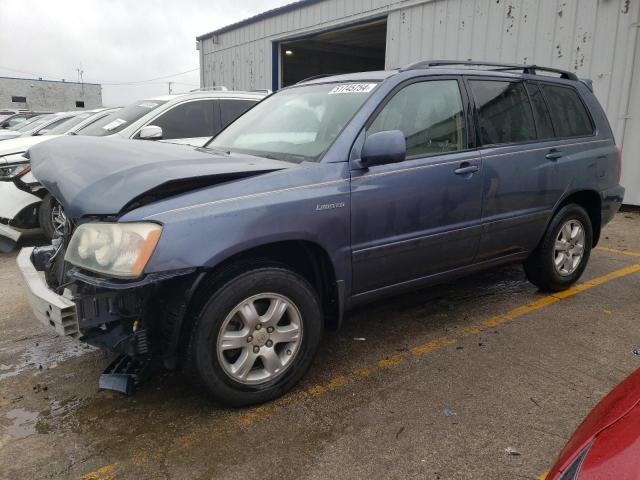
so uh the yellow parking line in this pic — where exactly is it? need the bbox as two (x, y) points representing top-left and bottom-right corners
(80, 463), (119, 480)
(538, 471), (549, 480)
(596, 245), (640, 258)
(83, 262), (640, 477)
(232, 263), (640, 428)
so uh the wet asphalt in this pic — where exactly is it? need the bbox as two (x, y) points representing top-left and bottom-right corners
(1, 211), (639, 480)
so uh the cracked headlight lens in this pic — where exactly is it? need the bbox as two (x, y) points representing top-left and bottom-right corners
(65, 222), (162, 278)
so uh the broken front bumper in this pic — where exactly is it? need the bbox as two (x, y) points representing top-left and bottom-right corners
(16, 247), (80, 337)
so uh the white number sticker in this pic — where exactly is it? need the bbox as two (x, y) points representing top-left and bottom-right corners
(102, 118), (127, 131)
(328, 83), (377, 95)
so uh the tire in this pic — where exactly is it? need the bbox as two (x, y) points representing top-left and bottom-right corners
(524, 204), (593, 292)
(186, 266), (323, 407)
(39, 193), (66, 240)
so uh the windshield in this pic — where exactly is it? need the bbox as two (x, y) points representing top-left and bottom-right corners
(14, 114), (56, 132)
(9, 115), (40, 130)
(47, 112), (93, 135)
(208, 82), (379, 162)
(77, 100), (168, 136)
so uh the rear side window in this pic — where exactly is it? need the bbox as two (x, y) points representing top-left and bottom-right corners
(368, 80), (467, 157)
(470, 80), (536, 146)
(150, 100), (216, 140)
(219, 100), (257, 132)
(525, 82), (555, 140)
(540, 84), (593, 138)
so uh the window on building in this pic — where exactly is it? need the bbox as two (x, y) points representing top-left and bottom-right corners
(368, 80), (467, 157)
(11, 96), (27, 103)
(525, 82), (555, 140)
(470, 80), (537, 146)
(540, 84), (593, 138)
(149, 100), (216, 140)
(218, 100), (258, 134)
(76, 101), (85, 108)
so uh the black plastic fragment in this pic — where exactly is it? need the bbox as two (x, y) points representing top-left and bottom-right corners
(99, 354), (151, 395)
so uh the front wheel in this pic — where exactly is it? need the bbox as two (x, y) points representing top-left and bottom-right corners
(524, 204), (593, 292)
(186, 267), (322, 407)
(39, 193), (66, 239)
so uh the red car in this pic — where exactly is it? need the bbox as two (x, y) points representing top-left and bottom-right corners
(546, 367), (640, 479)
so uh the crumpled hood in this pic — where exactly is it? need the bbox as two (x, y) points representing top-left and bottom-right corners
(28, 136), (294, 219)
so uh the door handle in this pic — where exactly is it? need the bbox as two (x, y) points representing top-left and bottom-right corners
(454, 163), (479, 175)
(546, 148), (563, 161)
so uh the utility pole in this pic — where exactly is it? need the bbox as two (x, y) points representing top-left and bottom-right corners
(77, 64), (84, 94)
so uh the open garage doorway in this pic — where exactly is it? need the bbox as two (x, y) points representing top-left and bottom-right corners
(278, 18), (387, 88)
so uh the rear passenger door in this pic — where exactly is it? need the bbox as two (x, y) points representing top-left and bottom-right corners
(469, 78), (566, 261)
(350, 78), (484, 294)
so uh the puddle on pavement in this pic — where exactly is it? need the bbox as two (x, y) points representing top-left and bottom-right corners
(4, 408), (39, 439)
(0, 334), (95, 380)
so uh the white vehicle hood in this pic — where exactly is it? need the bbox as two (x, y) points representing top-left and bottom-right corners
(0, 135), (63, 163)
(0, 131), (22, 141)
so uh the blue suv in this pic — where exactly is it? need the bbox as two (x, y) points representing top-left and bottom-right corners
(18, 61), (624, 406)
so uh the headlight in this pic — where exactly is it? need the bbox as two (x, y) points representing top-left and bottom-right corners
(65, 223), (162, 279)
(0, 152), (30, 179)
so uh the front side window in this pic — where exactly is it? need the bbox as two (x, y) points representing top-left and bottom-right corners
(540, 84), (593, 138)
(219, 99), (257, 132)
(209, 82), (378, 162)
(149, 100), (215, 140)
(470, 80), (536, 146)
(368, 80), (466, 157)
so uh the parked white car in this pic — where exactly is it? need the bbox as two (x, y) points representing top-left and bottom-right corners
(0, 89), (265, 249)
(74, 89), (266, 147)
(0, 111), (86, 141)
(0, 108), (121, 248)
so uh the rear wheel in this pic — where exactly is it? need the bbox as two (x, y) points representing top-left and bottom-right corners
(39, 193), (66, 239)
(524, 204), (593, 291)
(186, 266), (322, 407)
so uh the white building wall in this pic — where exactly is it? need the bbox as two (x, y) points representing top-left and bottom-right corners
(199, 0), (640, 204)
(0, 78), (102, 112)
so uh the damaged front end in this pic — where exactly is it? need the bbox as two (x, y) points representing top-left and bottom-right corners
(19, 233), (202, 394)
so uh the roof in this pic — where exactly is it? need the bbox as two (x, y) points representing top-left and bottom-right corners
(294, 65), (582, 87)
(0, 75), (101, 86)
(196, 0), (322, 40)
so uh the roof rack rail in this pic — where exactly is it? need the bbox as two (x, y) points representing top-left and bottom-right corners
(296, 73), (337, 84)
(189, 86), (229, 92)
(400, 60), (578, 81)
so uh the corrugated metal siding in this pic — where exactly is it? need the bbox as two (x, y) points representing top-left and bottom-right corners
(200, 0), (640, 204)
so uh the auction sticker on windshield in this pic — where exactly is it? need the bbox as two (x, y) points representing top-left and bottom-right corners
(102, 118), (127, 131)
(328, 83), (377, 94)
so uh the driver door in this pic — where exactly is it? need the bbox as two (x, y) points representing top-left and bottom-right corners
(350, 78), (483, 295)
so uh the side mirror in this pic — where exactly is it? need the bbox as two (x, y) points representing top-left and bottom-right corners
(361, 130), (406, 167)
(139, 125), (163, 140)
(36, 129), (50, 136)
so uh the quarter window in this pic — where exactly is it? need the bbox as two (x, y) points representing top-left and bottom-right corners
(368, 80), (467, 157)
(470, 80), (536, 146)
(540, 84), (593, 138)
(151, 100), (215, 140)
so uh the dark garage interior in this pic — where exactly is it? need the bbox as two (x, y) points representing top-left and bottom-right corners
(279, 18), (387, 87)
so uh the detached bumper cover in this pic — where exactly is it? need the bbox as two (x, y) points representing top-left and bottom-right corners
(16, 247), (79, 337)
